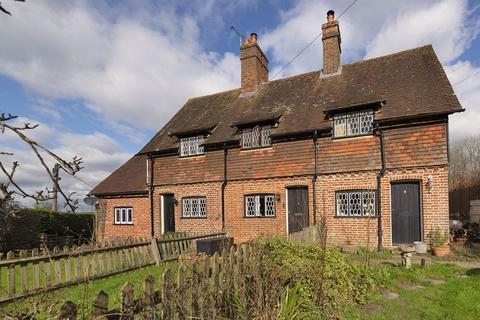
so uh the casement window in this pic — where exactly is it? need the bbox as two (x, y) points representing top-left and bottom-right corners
(114, 207), (133, 225)
(180, 135), (205, 157)
(335, 190), (376, 217)
(333, 110), (374, 138)
(244, 194), (276, 217)
(242, 126), (271, 149)
(182, 197), (207, 218)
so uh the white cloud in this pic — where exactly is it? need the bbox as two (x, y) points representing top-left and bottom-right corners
(0, 0), (241, 136)
(365, 0), (472, 63)
(261, 0), (480, 140)
(445, 61), (480, 140)
(1, 120), (131, 211)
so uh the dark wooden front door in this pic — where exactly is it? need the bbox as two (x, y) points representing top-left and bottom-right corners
(391, 182), (421, 244)
(287, 187), (309, 234)
(164, 194), (175, 233)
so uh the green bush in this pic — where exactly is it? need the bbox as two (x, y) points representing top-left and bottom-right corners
(1, 208), (94, 251)
(252, 237), (389, 317)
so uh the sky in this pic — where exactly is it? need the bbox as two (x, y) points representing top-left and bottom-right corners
(0, 0), (479, 210)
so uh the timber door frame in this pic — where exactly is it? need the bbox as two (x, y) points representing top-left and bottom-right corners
(160, 193), (175, 234)
(390, 180), (423, 245)
(285, 186), (309, 235)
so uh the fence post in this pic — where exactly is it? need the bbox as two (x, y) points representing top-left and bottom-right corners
(150, 237), (162, 266)
(92, 291), (109, 319)
(142, 275), (155, 320)
(161, 269), (172, 319)
(7, 251), (15, 297)
(177, 264), (187, 320)
(120, 282), (135, 320)
(57, 301), (78, 320)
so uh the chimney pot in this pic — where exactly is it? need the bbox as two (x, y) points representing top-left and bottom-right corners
(327, 10), (335, 22)
(250, 33), (257, 43)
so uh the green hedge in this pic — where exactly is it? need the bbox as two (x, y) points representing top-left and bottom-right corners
(1, 209), (94, 251)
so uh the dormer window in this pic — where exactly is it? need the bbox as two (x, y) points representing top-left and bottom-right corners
(333, 110), (373, 138)
(180, 135), (205, 157)
(242, 125), (271, 149)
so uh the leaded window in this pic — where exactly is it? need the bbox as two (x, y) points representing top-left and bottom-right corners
(114, 207), (133, 224)
(242, 126), (272, 149)
(180, 135), (205, 157)
(182, 197), (207, 218)
(245, 194), (276, 217)
(333, 110), (373, 138)
(335, 190), (376, 217)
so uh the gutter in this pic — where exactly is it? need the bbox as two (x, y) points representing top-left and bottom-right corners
(374, 124), (386, 251)
(221, 144), (228, 229)
(312, 130), (318, 225)
(149, 155), (155, 237)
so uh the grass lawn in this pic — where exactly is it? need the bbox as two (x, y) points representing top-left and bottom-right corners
(0, 262), (177, 319)
(345, 263), (480, 319)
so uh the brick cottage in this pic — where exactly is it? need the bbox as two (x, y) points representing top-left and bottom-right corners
(90, 11), (464, 248)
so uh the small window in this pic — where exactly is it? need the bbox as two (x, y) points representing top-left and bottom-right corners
(182, 197), (207, 218)
(244, 194), (276, 217)
(335, 190), (376, 217)
(334, 110), (373, 138)
(242, 126), (271, 149)
(180, 135), (205, 157)
(114, 207), (133, 224)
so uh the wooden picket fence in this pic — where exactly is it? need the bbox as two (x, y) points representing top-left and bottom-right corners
(56, 244), (250, 319)
(0, 231), (227, 304)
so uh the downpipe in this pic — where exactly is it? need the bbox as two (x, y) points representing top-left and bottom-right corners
(312, 130), (318, 225)
(375, 124), (386, 251)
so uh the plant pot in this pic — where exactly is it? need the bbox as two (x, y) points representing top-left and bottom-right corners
(432, 243), (450, 257)
(413, 241), (428, 254)
(454, 238), (468, 246)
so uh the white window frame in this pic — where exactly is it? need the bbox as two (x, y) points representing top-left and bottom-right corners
(182, 197), (207, 218)
(242, 125), (272, 149)
(179, 135), (205, 157)
(114, 207), (133, 225)
(335, 190), (376, 217)
(333, 110), (374, 138)
(244, 194), (276, 217)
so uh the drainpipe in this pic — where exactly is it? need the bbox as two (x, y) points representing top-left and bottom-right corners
(375, 124), (386, 251)
(221, 144), (228, 230)
(149, 155), (155, 237)
(312, 130), (318, 225)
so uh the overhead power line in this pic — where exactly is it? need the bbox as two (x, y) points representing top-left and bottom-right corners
(453, 69), (480, 87)
(271, 0), (360, 80)
(59, 166), (95, 188)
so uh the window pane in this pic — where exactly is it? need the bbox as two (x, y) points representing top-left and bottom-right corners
(259, 196), (266, 216)
(336, 191), (376, 217)
(127, 208), (132, 223)
(265, 195), (275, 216)
(121, 209), (126, 223)
(115, 209), (120, 224)
(334, 111), (373, 138)
(245, 196), (256, 216)
(261, 126), (271, 146)
(199, 198), (206, 217)
(180, 135), (205, 156)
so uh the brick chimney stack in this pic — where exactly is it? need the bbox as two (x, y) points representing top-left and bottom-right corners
(322, 10), (342, 75)
(240, 33), (269, 95)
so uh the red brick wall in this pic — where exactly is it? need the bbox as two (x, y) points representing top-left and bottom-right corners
(152, 182), (223, 237)
(224, 177), (313, 243)
(97, 196), (150, 241)
(96, 122), (450, 247)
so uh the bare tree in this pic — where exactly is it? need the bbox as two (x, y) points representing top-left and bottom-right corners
(0, 113), (83, 212)
(0, 0), (25, 16)
(450, 134), (480, 188)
